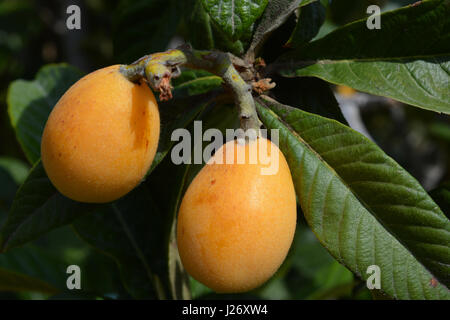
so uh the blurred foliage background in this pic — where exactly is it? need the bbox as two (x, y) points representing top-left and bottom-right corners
(0, 0), (448, 300)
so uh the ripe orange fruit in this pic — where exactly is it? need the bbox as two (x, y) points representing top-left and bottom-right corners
(177, 137), (297, 293)
(41, 65), (160, 203)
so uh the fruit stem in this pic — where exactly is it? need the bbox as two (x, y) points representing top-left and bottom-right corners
(119, 45), (262, 138)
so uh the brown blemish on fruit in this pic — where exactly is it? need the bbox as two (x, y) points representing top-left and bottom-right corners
(210, 179), (216, 185)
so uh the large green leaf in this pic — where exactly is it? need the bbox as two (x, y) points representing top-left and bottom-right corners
(285, 0), (326, 48)
(280, 0), (450, 62)
(73, 153), (201, 300)
(170, 70), (222, 99)
(0, 157), (29, 186)
(145, 158), (192, 300)
(113, 0), (184, 63)
(246, 0), (316, 59)
(7, 64), (83, 164)
(328, 0), (386, 26)
(182, 0), (245, 55)
(0, 225), (124, 298)
(72, 187), (165, 299)
(0, 159), (25, 212)
(256, 95), (450, 299)
(0, 244), (67, 294)
(0, 157), (29, 227)
(201, 0), (269, 41)
(0, 267), (58, 294)
(49, 226), (129, 299)
(280, 56), (450, 114)
(184, 0), (215, 50)
(209, 22), (246, 55)
(0, 161), (99, 252)
(273, 0), (450, 114)
(0, 158), (80, 296)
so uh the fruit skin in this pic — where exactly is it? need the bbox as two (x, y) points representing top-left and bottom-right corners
(177, 137), (297, 293)
(41, 65), (160, 203)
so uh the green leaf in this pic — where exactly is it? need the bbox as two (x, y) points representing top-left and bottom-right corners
(211, 24), (246, 55)
(328, 0), (384, 26)
(182, 0), (247, 56)
(256, 95), (450, 298)
(285, 1), (326, 48)
(281, 0), (450, 61)
(170, 71), (223, 100)
(113, 0), (184, 63)
(0, 267), (58, 294)
(145, 158), (192, 300)
(246, 0), (316, 59)
(7, 64), (83, 164)
(0, 161), (98, 252)
(279, 56), (450, 114)
(184, 0), (215, 50)
(0, 158), (28, 212)
(0, 244), (66, 294)
(274, 0), (450, 114)
(0, 157), (29, 186)
(72, 185), (169, 299)
(201, 0), (269, 41)
(40, 225), (128, 298)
